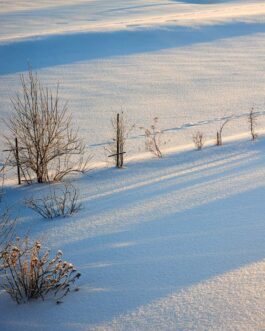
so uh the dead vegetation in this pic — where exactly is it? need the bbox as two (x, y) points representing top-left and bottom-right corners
(0, 237), (80, 304)
(25, 182), (81, 219)
(4, 69), (90, 184)
(248, 108), (258, 141)
(140, 117), (163, 158)
(216, 119), (229, 146)
(193, 131), (205, 150)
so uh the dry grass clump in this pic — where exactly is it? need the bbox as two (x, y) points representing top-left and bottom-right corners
(0, 237), (80, 304)
(193, 131), (205, 150)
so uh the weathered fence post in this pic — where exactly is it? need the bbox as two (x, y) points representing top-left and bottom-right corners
(108, 113), (126, 168)
(116, 113), (120, 168)
(15, 137), (21, 185)
(3, 137), (22, 185)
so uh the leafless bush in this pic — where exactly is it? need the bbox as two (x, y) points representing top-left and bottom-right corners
(25, 183), (81, 219)
(4, 69), (90, 184)
(248, 108), (258, 141)
(140, 117), (163, 158)
(0, 237), (81, 304)
(105, 112), (134, 168)
(193, 131), (205, 150)
(216, 119), (229, 146)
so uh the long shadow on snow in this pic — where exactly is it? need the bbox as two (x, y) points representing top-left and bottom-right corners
(59, 183), (265, 326)
(1, 21), (265, 75)
(6, 141), (260, 237)
(2, 140), (265, 328)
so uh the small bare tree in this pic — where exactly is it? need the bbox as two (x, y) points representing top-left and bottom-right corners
(140, 117), (163, 158)
(4, 69), (89, 183)
(216, 119), (229, 146)
(25, 182), (81, 219)
(193, 131), (205, 150)
(248, 108), (258, 141)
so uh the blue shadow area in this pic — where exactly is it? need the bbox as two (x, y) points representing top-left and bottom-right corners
(60, 184), (265, 325)
(1, 21), (265, 75)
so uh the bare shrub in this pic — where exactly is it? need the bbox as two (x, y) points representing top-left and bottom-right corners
(193, 131), (205, 150)
(248, 108), (258, 141)
(0, 237), (81, 304)
(4, 69), (90, 184)
(106, 112), (134, 168)
(25, 182), (81, 219)
(216, 119), (229, 146)
(140, 117), (163, 158)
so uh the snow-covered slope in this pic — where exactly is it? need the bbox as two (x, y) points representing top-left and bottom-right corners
(1, 137), (265, 330)
(1, 1), (265, 329)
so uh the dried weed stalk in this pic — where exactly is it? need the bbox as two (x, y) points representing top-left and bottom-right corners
(140, 117), (163, 158)
(249, 108), (258, 141)
(193, 131), (205, 150)
(216, 119), (229, 146)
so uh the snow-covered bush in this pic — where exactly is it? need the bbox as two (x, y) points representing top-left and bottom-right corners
(193, 131), (205, 150)
(0, 237), (81, 304)
(4, 69), (90, 184)
(25, 182), (81, 219)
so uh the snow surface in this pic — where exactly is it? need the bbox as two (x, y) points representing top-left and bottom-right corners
(1, 0), (265, 162)
(1, 0), (265, 330)
(1, 136), (265, 330)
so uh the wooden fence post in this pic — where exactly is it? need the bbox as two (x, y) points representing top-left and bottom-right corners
(15, 137), (21, 185)
(116, 113), (120, 168)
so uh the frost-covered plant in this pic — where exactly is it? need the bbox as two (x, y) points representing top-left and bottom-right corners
(25, 182), (81, 219)
(0, 237), (81, 304)
(193, 131), (205, 150)
(140, 117), (163, 158)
